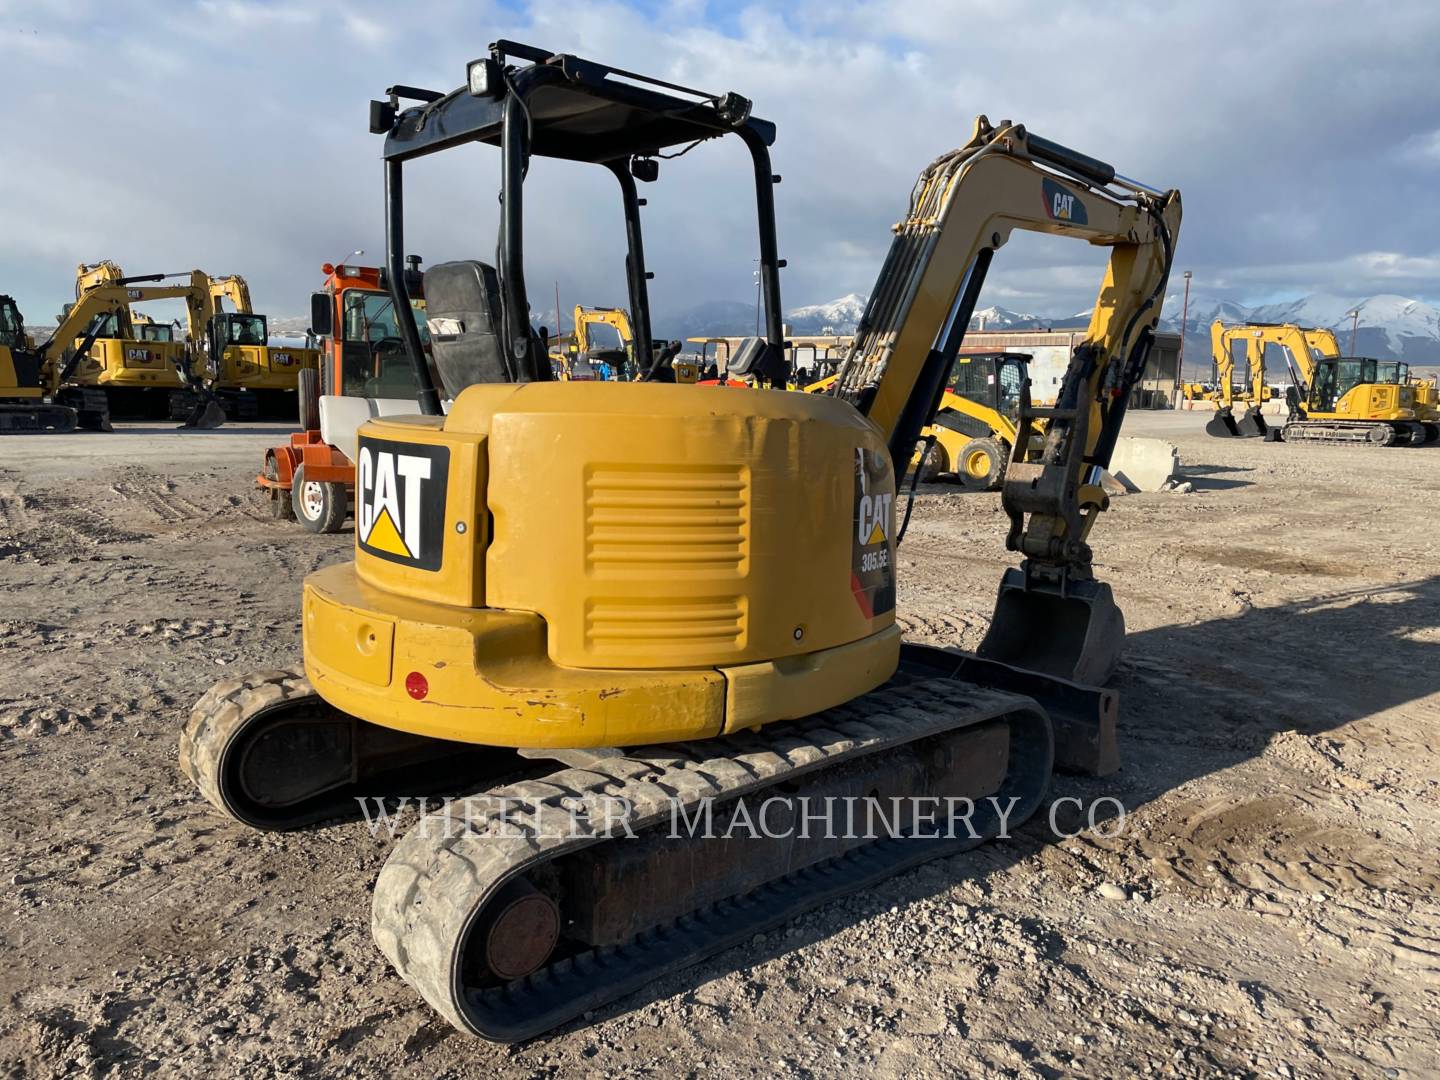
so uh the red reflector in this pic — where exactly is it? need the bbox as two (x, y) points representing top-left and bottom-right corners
(405, 672), (429, 700)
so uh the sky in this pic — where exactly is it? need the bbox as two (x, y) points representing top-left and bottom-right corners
(3, 0), (1439, 328)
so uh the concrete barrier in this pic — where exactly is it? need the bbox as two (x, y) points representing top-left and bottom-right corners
(1105, 436), (1179, 492)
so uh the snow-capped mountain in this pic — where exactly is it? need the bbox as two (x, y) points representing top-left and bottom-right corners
(968, 305), (1046, 331)
(785, 292), (868, 333)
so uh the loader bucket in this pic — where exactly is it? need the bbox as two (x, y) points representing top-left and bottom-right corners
(976, 567), (1125, 687)
(1204, 407), (1241, 438)
(1234, 406), (1268, 438)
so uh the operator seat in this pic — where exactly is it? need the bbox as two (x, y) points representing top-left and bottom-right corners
(423, 260), (548, 394)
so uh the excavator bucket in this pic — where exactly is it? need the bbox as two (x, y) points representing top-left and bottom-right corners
(180, 395), (227, 430)
(1204, 406), (1242, 438)
(1234, 405), (1267, 438)
(976, 567), (1126, 687)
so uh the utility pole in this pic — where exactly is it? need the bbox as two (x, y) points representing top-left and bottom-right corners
(1346, 308), (1360, 354)
(1178, 270), (1192, 406)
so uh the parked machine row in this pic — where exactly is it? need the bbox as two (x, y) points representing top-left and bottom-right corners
(1, 261), (320, 432)
(1204, 320), (1437, 446)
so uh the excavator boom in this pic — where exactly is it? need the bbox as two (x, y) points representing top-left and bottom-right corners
(833, 117), (1180, 682)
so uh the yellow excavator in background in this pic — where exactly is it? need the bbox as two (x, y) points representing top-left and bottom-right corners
(1204, 320), (1273, 437)
(6, 274), (227, 431)
(179, 45), (1178, 1042)
(64, 262), (217, 421)
(550, 304), (635, 380)
(203, 273), (321, 419)
(1, 293), (83, 431)
(1209, 322), (1426, 446)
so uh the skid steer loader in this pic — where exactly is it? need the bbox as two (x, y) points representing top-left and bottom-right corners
(180, 41), (1179, 1041)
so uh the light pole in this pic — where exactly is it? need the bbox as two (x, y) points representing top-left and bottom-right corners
(1346, 308), (1360, 354)
(1178, 270), (1192, 405)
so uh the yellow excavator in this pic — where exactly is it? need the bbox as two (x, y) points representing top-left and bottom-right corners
(1210, 322), (1425, 446)
(179, 44), (1178, 1041)
(1383, 362), (1440, 442)
(1204, 320), (1272, 437)
(6, 274), (225, 431)
(63, 262), (219, 421)
(202, 274), (321, 419)
(1, 293), (83, 431)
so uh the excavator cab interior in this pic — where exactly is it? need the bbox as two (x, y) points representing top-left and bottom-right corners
(0, 296), (24, 350)
(369, 38), (790, 409)
(214, 312), (268, 347)
(1309, 358), (1373, 412)
(946, 350), (1029, 418)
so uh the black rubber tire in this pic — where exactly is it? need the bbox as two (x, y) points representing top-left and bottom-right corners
(918, 441), (948, 481)
(297, 367), (321, 432)
(263, 457), (295, 521)
(291, 464), (347, 533)
(957, 437), (1007, 491)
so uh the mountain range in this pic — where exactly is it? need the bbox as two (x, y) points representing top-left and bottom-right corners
(655, 290), (1440, 371)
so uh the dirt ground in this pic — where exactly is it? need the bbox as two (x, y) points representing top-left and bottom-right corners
(1, 413), (1437, 1079)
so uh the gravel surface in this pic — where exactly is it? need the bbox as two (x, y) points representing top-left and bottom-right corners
(1, 413), (1437, 1078)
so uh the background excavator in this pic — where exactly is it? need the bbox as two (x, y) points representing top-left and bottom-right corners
(550, 304), (636, 380)
(1, 293), (83, 432)
(180, 44), (1178, 1042)
(1204, 320), (1273, 437)
(62, 262), (224, 425)
(4, 274), (226, 432)
(1209, 322), (1428, 446)
(1205, 321), (1428, 446)
(203, 274), (321, 419)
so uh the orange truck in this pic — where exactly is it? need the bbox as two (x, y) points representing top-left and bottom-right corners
(257, 258), (428, 531)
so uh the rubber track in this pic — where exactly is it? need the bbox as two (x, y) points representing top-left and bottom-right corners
(178, 666), (318, 823)
(371, 677), (1051, 1042)
(1281, 421), (1406, 447)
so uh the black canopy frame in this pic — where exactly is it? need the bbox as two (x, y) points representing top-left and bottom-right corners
(371, 39), (787, 413)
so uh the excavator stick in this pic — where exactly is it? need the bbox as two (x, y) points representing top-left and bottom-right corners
(977, 568), (1126, 688)
(1233, 405), (1268, 438)
(1204, 405), (1243, 437)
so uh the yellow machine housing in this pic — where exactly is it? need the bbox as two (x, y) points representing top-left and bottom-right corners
(304, 382), (901, 747)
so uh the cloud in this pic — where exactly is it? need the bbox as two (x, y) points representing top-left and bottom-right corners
(3, 0), (1439, 327)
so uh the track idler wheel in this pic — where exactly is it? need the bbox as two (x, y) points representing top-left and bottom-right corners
(180, 667), (521, 830)
(976, 566), (1125, 686)
(1204, 406), (1242, 438)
